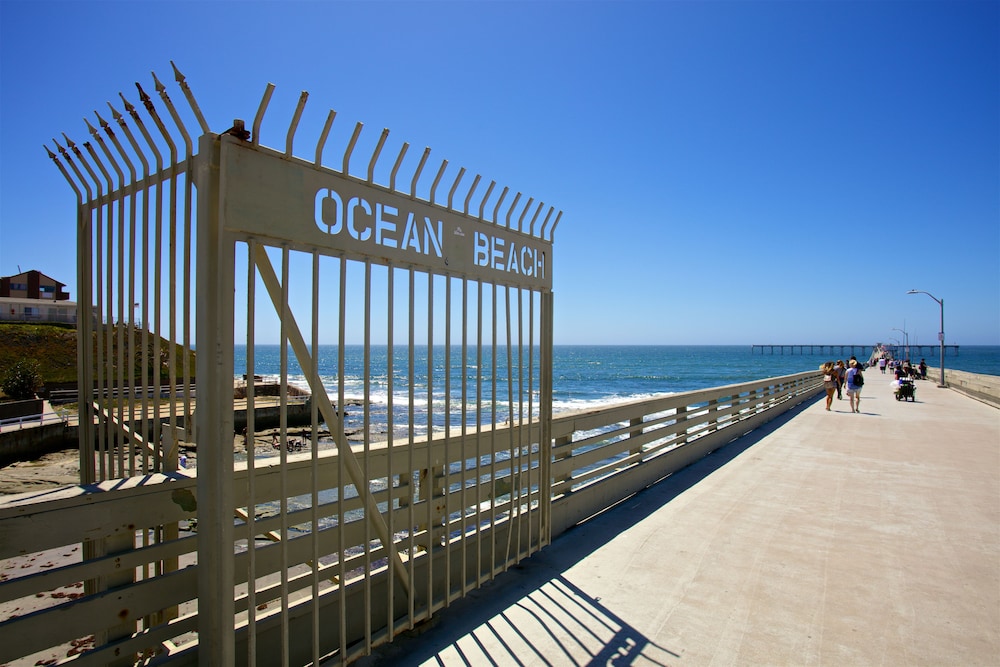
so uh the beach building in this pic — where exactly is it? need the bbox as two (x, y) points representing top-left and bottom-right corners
(0, 269), (79, 325)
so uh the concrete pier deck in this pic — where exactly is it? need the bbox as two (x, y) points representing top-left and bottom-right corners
(359, 374), (1000, 665)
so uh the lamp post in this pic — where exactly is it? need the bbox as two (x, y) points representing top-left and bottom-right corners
(891, 327), (909, 362)
(907, 290), (945, 387)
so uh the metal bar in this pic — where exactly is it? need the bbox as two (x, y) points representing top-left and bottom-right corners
(527, 201), (544, 237)
(527, 288), (536, 554)
(430, 159), (448, 205)
(107, 102), (152, 474)
(310, 250), (321, 665)
(45, 145), (93, 484)
(504, 285), (516, 567)
(367, 128), (389, 183)
(121, 93), (165, 471)
(96, 111), (140, 476)
(385, 262), (396, 639)
(171, 61), (210, 135)
(279, 246), (291, 666)
(425, 271), (434, 609)
(505, 192), (522, 229)
(489, 282), (498, 578)
(343, 121), (363, 175)
(337, 255), (348, 656)
(516, 197), (535, 234)
(492, 187), (509, 225)
(447, 167), (466, 210)
(61, 139), (98, 481)
(252, 83), (276, 146)
(70, 137), (110, 480)
(245, 240), (259, 664)
(138, 81), (181, 472)
(547, 210), (563, 240)
(443, 274), (453, 606)
(478, 180), (496, 220)
(362, 259), (373, 652)
(475, 279), (483, 581)
(86, 125), (128, 478)
(410, 147), (430, 199)
(463, 174), (481, 216)
(389, 142), (409, 193)
(407, 267), (416, 626)
(195, 132), (236, 667)
(315, 110), (337, 166)
(285, 91), (309, 157)
(460, 277), (469, 596)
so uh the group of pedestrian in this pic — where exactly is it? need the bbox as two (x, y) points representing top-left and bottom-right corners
(821, 357), (864, 413)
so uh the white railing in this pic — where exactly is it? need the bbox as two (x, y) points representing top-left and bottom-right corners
(0, 411), (71, 431)
(0, 370), (821, 666)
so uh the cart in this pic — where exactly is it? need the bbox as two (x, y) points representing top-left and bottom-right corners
(895, 378), (916, 401)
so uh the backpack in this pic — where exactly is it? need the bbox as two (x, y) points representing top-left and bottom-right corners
(853, 368), (864, 386)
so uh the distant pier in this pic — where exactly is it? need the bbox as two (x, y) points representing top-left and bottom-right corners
(751, 344), (960, 357)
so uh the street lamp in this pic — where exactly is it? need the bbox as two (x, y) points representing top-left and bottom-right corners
(907, 289), (945, 387)
(891, 327), (909, 361)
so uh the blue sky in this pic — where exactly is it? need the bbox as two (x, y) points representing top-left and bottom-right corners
(1, 0), (997, 346)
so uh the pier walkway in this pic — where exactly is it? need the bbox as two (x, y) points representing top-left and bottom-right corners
(358, 374), (1000, 665)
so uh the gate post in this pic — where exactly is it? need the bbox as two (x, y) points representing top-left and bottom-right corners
(195, 132), (236, 665)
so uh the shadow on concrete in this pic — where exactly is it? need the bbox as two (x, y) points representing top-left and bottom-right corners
(355, 395), (821, 666)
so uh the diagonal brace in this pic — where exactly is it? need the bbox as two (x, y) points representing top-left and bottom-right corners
(253, 245), (412, 595)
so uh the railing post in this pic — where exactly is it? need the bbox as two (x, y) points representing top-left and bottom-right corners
(629, 417), (644, 456)
(195, 133), (236, 666)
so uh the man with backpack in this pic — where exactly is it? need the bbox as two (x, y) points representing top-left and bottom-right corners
(846, 359), (864, 413)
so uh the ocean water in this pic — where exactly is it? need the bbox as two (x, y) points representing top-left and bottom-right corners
(234, 345), (1000, 439)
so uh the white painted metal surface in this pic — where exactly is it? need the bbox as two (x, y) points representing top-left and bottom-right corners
(26, 62), (562, 665)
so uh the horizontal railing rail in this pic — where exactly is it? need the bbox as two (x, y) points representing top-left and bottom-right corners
(0, 411), (71, 431)
(0, 370), (821, 665)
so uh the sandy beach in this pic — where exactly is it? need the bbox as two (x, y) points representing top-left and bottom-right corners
(0, 447), (81, 495)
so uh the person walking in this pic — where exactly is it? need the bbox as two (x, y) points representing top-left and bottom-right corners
(879, 356), (887, 374)
(822, 361), (837, 411)
(834, 360), (846, 400)
(846, 359), (864, 413)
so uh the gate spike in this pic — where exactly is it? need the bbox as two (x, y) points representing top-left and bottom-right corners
(537, 206), (554, 239)
(285, 91), (309, 157)
(463, 174), (481, 216)
(154, 69), (193, 155)
(410, 147), (431, 199)
(119, 93), (137, 116)
(342, 121), (363, 175)
(528, 201), (544, 236)
(389, 142), (409, 192)
(447, 167), (466, 210)
(505, 192), (522, 228)
(171, 61), (209, 134)
(95, 110), (113, 137)
(517, 197), (535, 233)
(478, 180), (496, 221)
(136, 82), (155, 113)
(366, 128), (389, 183)
(252, 82), (276, 146)
(492, 186), (509, 225)
(315, 109), (337, 166)
(430, 158), (448, 205)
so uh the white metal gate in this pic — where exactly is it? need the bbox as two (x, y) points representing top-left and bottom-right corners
(48, 63), (561, 665)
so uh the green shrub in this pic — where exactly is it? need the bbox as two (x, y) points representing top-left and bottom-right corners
(2, 359), (42, 400)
